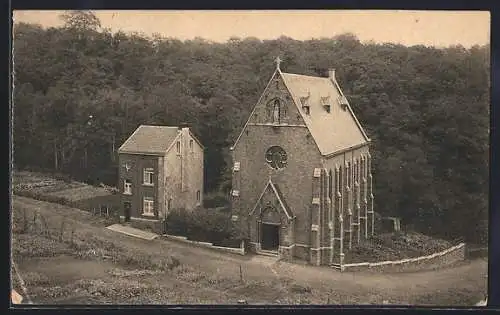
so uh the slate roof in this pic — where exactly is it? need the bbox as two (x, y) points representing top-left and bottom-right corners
(118, 125), (180, 155)
(280, 72), (370, 156)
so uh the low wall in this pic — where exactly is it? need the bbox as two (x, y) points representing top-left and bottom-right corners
(164, 234), (245, 256)
(341, 243), (466, 273)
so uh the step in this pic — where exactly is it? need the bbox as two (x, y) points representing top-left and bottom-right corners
(258, 249), (279, 257)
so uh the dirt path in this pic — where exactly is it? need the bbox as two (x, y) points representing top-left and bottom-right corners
(12, 196), (488, 305)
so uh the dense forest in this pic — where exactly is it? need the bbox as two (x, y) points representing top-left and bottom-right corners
(12, 11), (489, 245)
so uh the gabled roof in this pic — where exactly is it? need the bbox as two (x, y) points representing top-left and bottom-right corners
(249, 179), (294, 219)
(232, 67), (371, 157)
(280, 72), (370, 156)
(118, 125), (180, 156)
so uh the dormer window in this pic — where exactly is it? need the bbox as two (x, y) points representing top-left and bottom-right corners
(339, 95), (348, 111)
(300, 95), (310, 115)
(321, 96), (331, 113)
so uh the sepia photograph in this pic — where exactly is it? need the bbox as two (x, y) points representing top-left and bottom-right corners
(10, 10), (489, 306)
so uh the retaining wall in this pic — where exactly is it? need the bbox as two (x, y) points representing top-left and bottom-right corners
(340, 243), (466, 273)
(164, 234), (246, 256)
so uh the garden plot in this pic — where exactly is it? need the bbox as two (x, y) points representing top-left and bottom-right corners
(49, 185), (112, 202)
(344, 232), (454, 264)
(13, 171), (89, 195)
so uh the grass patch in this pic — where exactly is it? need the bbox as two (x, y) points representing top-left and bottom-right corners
(12, 198), (181, 273)
(344, 231), (454, 263)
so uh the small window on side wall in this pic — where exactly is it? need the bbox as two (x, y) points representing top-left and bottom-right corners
(196, 190), (201, 202)
(143, 196), (154, 216)
(176, 141), (181, 155)
(189, 139), (194, 152)
(124, 180), (132, 195)
(143, 168), (154, 186)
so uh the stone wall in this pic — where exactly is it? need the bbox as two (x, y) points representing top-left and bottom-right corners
(339, 243), (466, 273)
(165, 234), (245, 256)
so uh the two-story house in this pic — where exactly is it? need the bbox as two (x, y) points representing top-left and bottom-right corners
(118, 125), (204, 233)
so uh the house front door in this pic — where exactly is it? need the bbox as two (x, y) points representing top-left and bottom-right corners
(123, 202), (131, 222)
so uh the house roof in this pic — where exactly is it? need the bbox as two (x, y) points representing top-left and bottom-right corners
(118, 125), (181, 155)
(280, 71), (370, 156)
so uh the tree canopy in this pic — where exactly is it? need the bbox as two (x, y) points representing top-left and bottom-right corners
(12, 11), (489, 245)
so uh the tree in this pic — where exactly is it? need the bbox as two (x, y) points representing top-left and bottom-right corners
(60, 10), (101, 32)
(12, 20), (489, 244)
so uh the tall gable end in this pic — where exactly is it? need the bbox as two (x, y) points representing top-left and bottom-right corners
(231, 69), (308, 151)
(248, 71), (306, 126)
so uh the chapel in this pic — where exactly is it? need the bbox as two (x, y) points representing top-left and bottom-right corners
(230, 58), (375, 266)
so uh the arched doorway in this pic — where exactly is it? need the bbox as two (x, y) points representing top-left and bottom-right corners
(259, 205), (281, 252)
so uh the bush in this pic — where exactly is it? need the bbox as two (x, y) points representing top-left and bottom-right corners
(165, 207), (239, 246)
(203, 192), (229, 208)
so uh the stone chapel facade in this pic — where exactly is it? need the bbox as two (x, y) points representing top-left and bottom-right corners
(230, 59), (375, 266)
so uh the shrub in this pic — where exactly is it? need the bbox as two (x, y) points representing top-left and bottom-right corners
(165, 207), (238, 246)
(203, 192), (229, 208)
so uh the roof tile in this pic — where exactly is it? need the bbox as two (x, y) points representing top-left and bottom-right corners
(118, 125), (180, 155)
(281, 72), (369, 155)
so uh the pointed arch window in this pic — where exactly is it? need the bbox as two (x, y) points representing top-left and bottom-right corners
(273, 99), (280, 123)
(267, 98), (285, 124)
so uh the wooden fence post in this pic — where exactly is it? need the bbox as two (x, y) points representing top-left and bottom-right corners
(32, 212), (38, 234)
(44, 215), (50, 239)
(22, 208), (28, 233)
(59, 219), (66, 242)
(239, 265), (243, 283)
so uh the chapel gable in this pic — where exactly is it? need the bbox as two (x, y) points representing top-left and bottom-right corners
(247, 71), (306, 126)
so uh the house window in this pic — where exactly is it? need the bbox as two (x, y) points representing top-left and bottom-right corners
(303, 106), (310, 115)
(123, 179), (132, 195)
(143, 197), (154, 216)
(196, 190), (201, 202)
(189, 139), (194, 152)
(176, 141), (181, 155)
(143, 168), (154, 186)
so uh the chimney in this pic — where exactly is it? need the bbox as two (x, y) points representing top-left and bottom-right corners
(328, 69), (336, 80)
